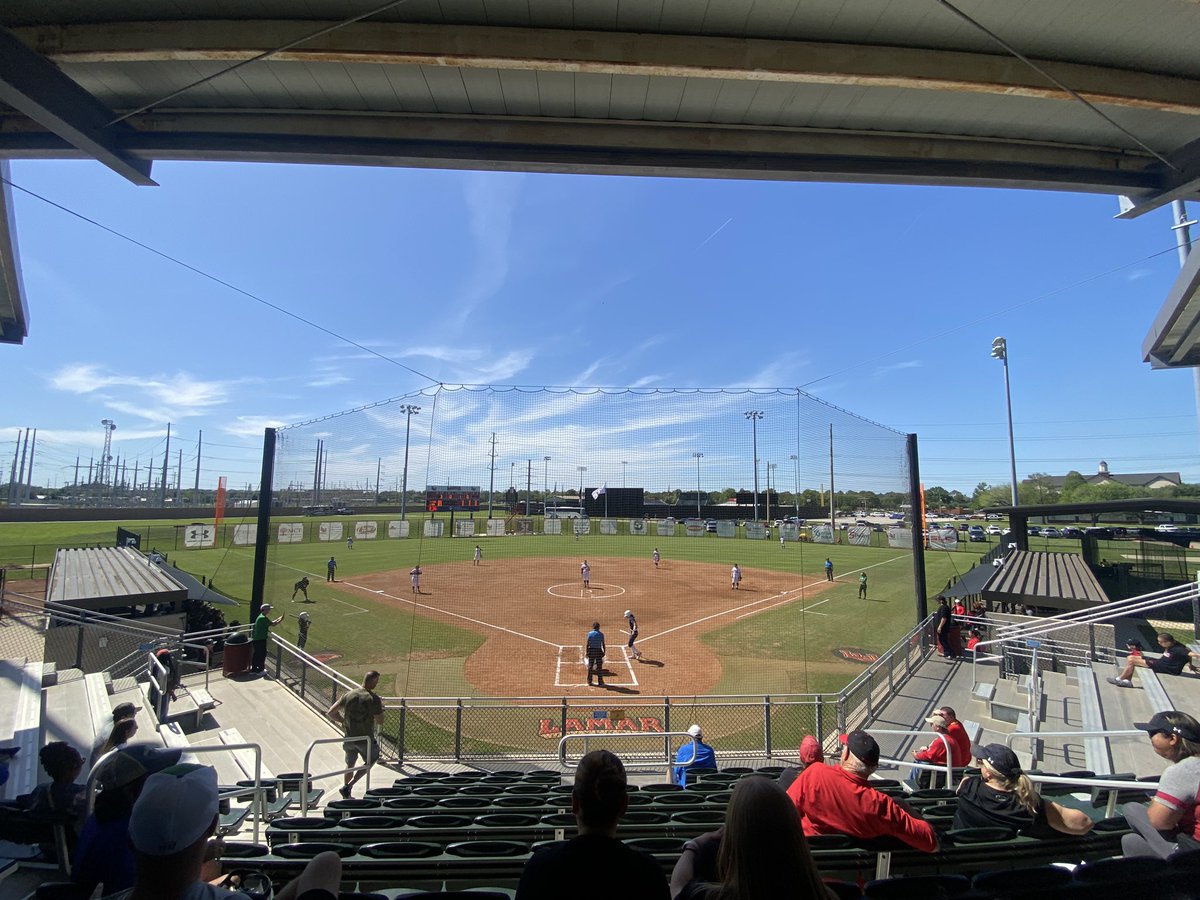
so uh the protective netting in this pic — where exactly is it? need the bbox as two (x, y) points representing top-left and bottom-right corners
(264, 386), (915, 712)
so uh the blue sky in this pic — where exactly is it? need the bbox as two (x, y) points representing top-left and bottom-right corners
(3, 159), (1196, 496)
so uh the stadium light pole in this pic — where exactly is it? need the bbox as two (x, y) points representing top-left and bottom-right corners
(767, 462), (777, 522)
(745, 411), (763, 521)
(399, 404), (421, 521)
(790, 453), (799, 516)
(543, 456), (551, 502)
(692, 452), (704, 519)
(991, 338), (1019, 507)
(577, 465), (587, 504)
(621, 461), (628, 488)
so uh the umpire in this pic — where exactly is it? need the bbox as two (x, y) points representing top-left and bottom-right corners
(586, 622), (606, 687)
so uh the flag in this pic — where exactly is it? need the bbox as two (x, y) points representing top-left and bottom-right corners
(214, 476), (228, 530)
(592, 484), (607, 499)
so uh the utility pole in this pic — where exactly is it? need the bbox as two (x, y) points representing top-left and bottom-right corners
(745, 411), (763, 521)
(7, 430), (21, 504)
(829, 425), (836, 535)
(487, 432), (497, 520)
(194, 431), (202, 496)
(374, 457), (381, 506)
(176, 447), (183, 504)
(159, 423), (171, 507)
(73, 455), (80, 491)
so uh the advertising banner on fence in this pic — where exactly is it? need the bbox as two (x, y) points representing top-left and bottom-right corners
(514, 518), (533, 535)
(232, 524), (257, 546)
(354, 521), (378, 541)
(685, 520), (706, 537)
(277, 523), (304, 543)
(779, 523), (799, 541)
(629, 519), (648, 536)
(847, 526), (872, 546)
(716, 521), (737, 537)
(745, 522), (768, 540)
(573, 519), (591, 536)
(811, 523), (835, 544)
(656, 518), (676, 537)
(183, 524), (215, 548)
(543, 518), (562, 535)
(424, 520), (445, 538)
(888, 527), (913, 549)
(319, 521), (344, 542)
(454, 519), (475, 538)
(487, 518), (506, 536)
(600, 519), (618, 535)
(387, 520), (410, 539)
(929, 527), (958, 550)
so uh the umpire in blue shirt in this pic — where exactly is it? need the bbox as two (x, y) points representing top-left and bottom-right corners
(586, 622), (606, 687)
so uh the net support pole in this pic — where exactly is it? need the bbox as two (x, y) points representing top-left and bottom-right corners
(907, 433), (928, 623)
(250, 427), (277, 620)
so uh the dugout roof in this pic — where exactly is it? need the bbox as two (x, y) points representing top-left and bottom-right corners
(46, 546), (188, 611)
(2, 1), (1200, 345)
(982, 549), (1109, 612)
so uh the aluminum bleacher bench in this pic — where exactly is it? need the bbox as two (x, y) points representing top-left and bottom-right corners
(0, 660), (43, 801)
(1073, 666), (1113, 777)
(1137, 668), (1173, 713)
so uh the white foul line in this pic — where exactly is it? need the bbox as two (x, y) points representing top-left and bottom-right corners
(735, 553), (910, 621)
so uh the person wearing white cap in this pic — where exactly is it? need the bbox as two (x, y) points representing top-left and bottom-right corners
(297, 611), (311, 651)
(249, 603), (283, 674)
(624, 609), (643, 661)
(672, 724), (716, 787)
(106, 762), (342, 900)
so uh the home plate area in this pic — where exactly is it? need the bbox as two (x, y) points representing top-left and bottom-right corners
(555, 645), (639, 688)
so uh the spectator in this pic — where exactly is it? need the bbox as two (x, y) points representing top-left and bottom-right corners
(1108, 632), (1193, 687)
(92, 719), (139, 769)
(249, 603), (283, 674)
(90, 703), (139, 767)
(297, 611), (312, 651)
(74, 745), (183, 896)
(670, 776), (833, 900)
(786, 730), (938, 852)
(673, 724), (717, 787)
(25, 741), (85, 820)
(1121, 711), (1200, 859)
(104, 761), (342, 900)
(952, 598), (966, 617)
(912, 712), (970, 789)
(516, 749), (667, 900)
(965, 630), (982, 653)
(935, 706), (973, 765)
(1125, 639), (1144, 659)
(778, 735), (826, 792)
(934, 597), (954, 658)
(954, 743), (1093, 838)
(326, 671), (384, 799)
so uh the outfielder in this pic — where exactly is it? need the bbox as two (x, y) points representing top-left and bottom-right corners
(652, 548), (660, 569)
(292, 576), (310, 602)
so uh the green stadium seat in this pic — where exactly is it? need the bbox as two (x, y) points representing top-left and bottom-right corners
(697, 772), (739, 783)
(440, 775), (479, 786)
(757, 765), (786, 776)
(503, 784), (547, 795)
(365, 787), (410, 798)
(624, 836), (687, 854)
(460, 785), (508, 797)
(684, 782), (729, 795)
(325, 799), (383, 817)
(474, 813), (541, 828)
(383, 797), (438, 811)
(720, 767), (756, 776)
(669, 809), (725, 826)
(340, 815), (406, 829)
(270, 817), (333, 831)
(652, 792), (707, 806)
(641, 783), (684, 794)
(619, 810), (670, 826)
(492, 770), (525, 777)
(393, 776), (440, 786)
(412, 785), (458, 797)
(219, 842), (271, 858)
(480, 775), (521, 784)
(539, 813), (576, 827)
(272, 841), (357, 859)
(406, 814), (474, 829)
(437, 797), (491, 810)
(547, 784), (573, 796)
(445, 839), (530, 858)
(358, 841), (444, 859)
(625, 793), (654, 807)
(492, 796), (547, 809)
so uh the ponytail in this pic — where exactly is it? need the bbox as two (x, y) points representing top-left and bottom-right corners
(1012, 773), (1039, 815)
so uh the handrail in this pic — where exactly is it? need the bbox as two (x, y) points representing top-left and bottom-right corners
(272, 634), (359, 694)
(866, 729), (956, 784)
(557, 730), (699, 782)
(299, 735), (373, 815)
(1006, 728), (1145, 746)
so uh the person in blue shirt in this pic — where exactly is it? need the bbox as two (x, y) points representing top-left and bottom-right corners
(673, 724), (717, 787)
(586, 622), (606, 687)
(824, 558), (834, 582)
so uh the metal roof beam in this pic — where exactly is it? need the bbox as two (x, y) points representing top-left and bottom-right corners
(0, 26), (156, 186)
(1117, 137), (1200, 219)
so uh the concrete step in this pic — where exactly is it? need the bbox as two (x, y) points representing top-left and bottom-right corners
(989, 678), (1030, 724)
(40, 662), (57, 687)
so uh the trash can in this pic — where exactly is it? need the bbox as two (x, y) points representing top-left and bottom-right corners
(223, 633), (251, 677)
(947, 624), (964, 658)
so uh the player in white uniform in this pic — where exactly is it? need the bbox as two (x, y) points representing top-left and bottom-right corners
(731, 563), (742, 590)
(624, 609), (643, 660)
(474, 545), (482, 566)
(410, 565), (422, 594)
(652, 548), (660, 569)
(581, 560), (590, 588)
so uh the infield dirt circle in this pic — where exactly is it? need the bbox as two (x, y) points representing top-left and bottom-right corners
(347, 556), (835, 696)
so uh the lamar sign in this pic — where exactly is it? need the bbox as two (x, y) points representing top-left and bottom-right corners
(833, 647), (880, 664)
(539, 716), (665, 739)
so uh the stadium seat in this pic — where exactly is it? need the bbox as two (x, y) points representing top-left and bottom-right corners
(863, 873), (971, 898)
(943, 826), (1017, 844)
(358, 841), (443, 859)
(1168, 847), (1200, 872)
(341, 815), (406, 829)
(653, 791), (707, 806)
(460, 785), (508, 797)
(272, 841), (357, 859)
(669, 809), (726, 826)
(412, 785), (458, 797)
(805, 834), (856, 850)
(972, 865), (1073, 895)
(474, 813), (540, 828)
(407, 814), (474, 829)
(438, 797), (491, 810)
(325, 798), (383, 816)
(539, 813), (577, 827)
(383, 797), (439, 811)
(624, 836), (687, 853)
(619, 810), (671, 825)
(492, 770), (525, 777)
(271, 817), (334, 831)
(503, 784), (547, 795)
(721, 767), (755, 776)
(824, 880), (863, 899)
(1074, 855), (1169, 884)
(394, 892), (510, 900)
(444, 839), (530, 857)
(338, 893), (388, 900)
(492, 795), (547, 809)
(757, 765), (786, 776)
(1091, 816), (1131, 832)
(221, 842), (272, 858)
(365, 787), (410, 798)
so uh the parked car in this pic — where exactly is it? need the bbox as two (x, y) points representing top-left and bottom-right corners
(968, 525), (987, 542)
(986, 525), (1002, 535)
(705, 519), (718, 532)
(1027, 525), (1041, 535)
(1085, 527), (1113, 540)
(958, 523), (971, 532)
(1156, 523), (1180, 533)
(1060, 526), (1083, 538)
(1042, 527), (1062, 538)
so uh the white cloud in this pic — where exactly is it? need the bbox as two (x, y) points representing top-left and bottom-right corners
(49, 363), (236, 421)
(449, 174), (524, 329)
(224, 415), (296, 438)
(873, 360), (922, 377)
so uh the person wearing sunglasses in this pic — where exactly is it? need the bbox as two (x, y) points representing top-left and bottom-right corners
(1122, 710), (1200, 859)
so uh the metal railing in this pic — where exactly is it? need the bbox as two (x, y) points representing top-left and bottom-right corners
(299, 735), (373, 816)
(868, 729), (957, 784)
(557, 730), (700, 782)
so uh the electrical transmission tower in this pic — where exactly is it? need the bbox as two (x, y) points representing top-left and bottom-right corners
(99, 419), (117, 484)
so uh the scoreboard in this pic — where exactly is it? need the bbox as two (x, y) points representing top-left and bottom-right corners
(425, 485), (481, 512)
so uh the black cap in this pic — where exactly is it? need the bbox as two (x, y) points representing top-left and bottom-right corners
(972, 743), (1021, 779)
(839, 730), (880, 766)
(1134, 712), (1200, 742)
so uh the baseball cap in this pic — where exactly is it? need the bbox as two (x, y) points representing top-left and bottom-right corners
(128, 763), (219, 855)
(1134, 711), (1200, 742)
(298, 611), (310, 620)
(260, 603), (272, 611)
(799, 735), (825, 765)
(94, 744), (184, 790)
(687, 724), (703, 739)
(972, 743), (1022, 779)
(839, 730), (880, 766)
(924, 713), (948, 728)
(624, 609), (632, 617)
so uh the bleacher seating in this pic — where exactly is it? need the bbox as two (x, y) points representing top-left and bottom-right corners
(1072, 666), (1113, 776)
(0, 658), (43, 800)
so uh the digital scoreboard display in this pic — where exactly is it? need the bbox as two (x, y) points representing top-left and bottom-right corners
(425, 485), (481, 512)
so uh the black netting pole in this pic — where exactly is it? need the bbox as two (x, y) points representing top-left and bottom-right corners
(908, 433), (928, 622)
(250, 427), (277, 619)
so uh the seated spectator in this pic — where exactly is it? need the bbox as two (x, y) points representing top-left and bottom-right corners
(965, 630), (982, 653)
(74, 744), (184, 896)
(103, 761), (342, 900)
(912, 709), (972, 789)
(778, 735), (825, 792)
(1125, 639), (1144, 659)
(953, 743), (1093, 837)
(786, 730), (938, 852)
(93, 719), (140, 767)
(670, 776), (833, 900)
(1121, 711), (1200, 859)
(673, 725), (717, 787)
(1108, 632), (1192, 687)
(25, 742), (86, 820)
(90, 703), (139, 767)
(516, 749), (668, 900)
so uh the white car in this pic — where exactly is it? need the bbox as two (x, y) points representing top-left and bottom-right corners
(1156, 523), (1180, 533)
(986, 525), (1002, 535)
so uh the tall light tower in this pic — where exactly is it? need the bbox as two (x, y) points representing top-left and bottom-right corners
(543, 456), (551, 501)
(767, 462), (777, 522)
(99, 419), (116, 484)
(399, 404), (421, 520)
(621, 461), (628, 489)
(744, 411), (764, 521)
(789, 453), (799, 516)
(990, 338), (1019, 507)
(577, 465), (587, 503)
(692, 452), (704, 519)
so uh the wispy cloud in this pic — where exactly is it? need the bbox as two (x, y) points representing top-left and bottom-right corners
(873, 360), (922, 377)
(306, 366), (351, 388)
(50, 364), (237, 421)
(400, 345), (533, 384)
(449, 174), (524, 329)
(225, 415), (296, 438)
(694, 217), (733, 251)
(1124, 268), (1153, 282)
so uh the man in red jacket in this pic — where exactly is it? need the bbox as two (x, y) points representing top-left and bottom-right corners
(913, 710), (972, 788)
(786, 730), (938, 852)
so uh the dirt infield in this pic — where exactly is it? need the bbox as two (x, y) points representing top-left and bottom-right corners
(345, 556), (836, 697)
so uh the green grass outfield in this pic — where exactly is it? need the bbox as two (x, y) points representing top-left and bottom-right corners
(0, 516), (1003, 698)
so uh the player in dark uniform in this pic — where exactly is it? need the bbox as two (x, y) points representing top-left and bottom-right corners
(586, 621), (606, 686)
(624, 609), (643, 660)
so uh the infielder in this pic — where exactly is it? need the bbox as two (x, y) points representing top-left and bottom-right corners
(624, 609), (643, 660)
(410, 565), (422, 594)
(652, 548), (660, 569)
(474, 544), (482, 566)
(292, 576), (310, 602)
(731, 563), (742, 590)
(581, 560), (590, 588)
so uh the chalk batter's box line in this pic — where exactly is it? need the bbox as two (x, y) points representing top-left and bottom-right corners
(555, 645), (638, 688)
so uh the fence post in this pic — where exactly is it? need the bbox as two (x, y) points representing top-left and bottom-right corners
(815, 699), (824, 747)
(663, 697), (671, 764)
(764, 696), (772, 758)
(397, 700), (407, 765)
(299, 661), (307, 700)
(75, 614), (86, 669)
(836, 695), (847, 735)
(454, 699), (463, 761)
(1088, 624), (1097, 662)
(560, 697), (567, 751)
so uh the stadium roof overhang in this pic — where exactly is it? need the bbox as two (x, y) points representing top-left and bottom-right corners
(1143, 238), (1200, 369)
(1, 0), (1199, 343)
(46, 546), (188, 611)
(982, 550), (1109, 612)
